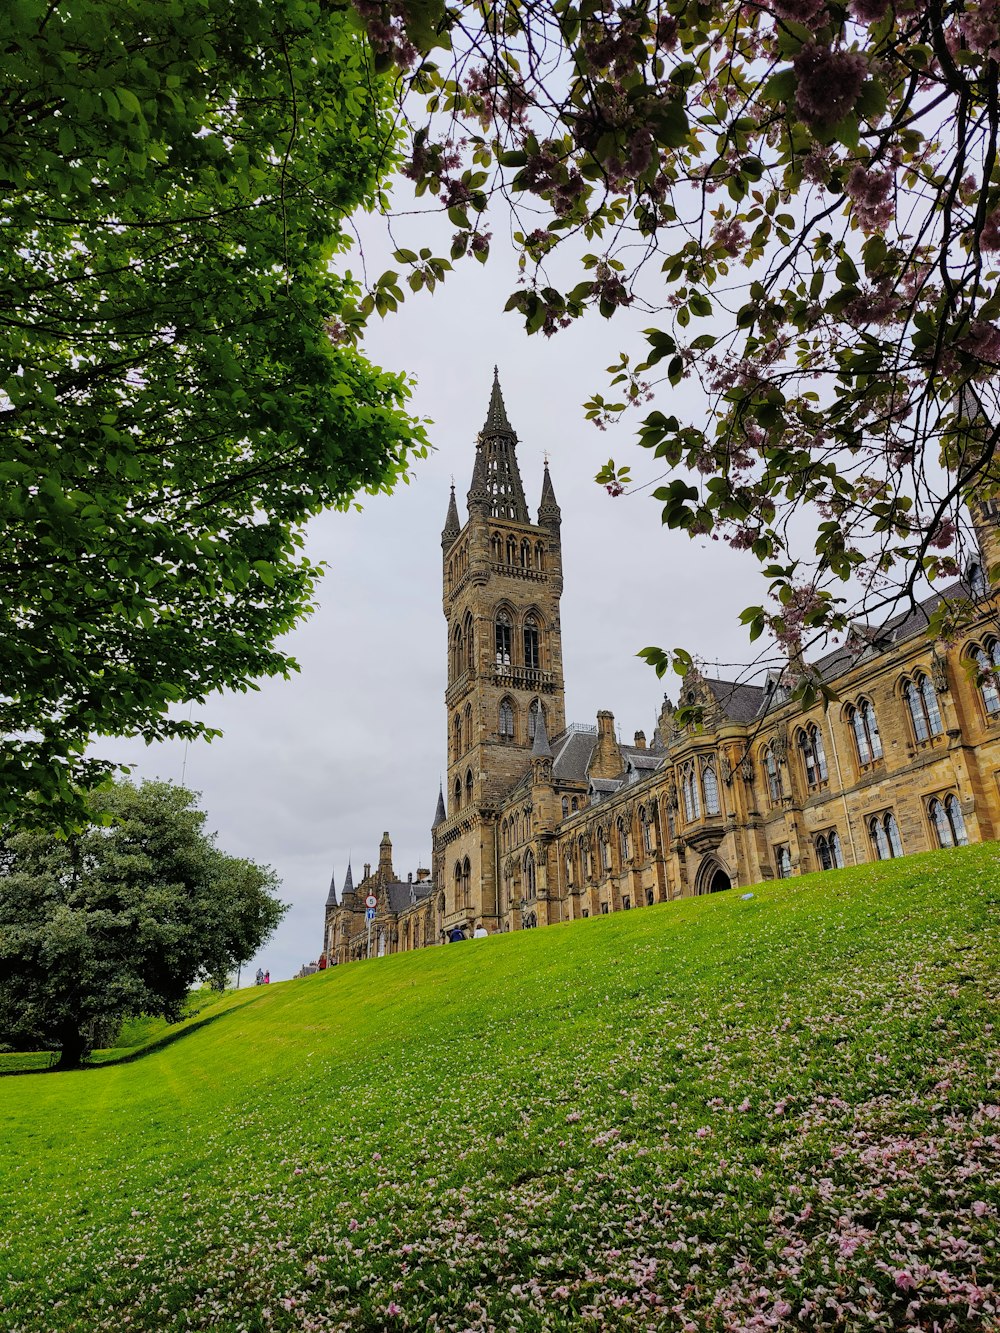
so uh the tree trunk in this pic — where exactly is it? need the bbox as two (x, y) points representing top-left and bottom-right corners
(54, 1019), (88, 1070)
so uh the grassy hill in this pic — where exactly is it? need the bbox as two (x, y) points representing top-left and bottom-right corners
(2, 846), (999, 1332)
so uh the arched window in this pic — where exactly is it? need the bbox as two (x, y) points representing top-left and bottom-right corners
(869, 812), (903, 860)
(816, 831), (844, 870)
(453, 777), (461, 811)
(702, 761), (720, 815)
(561, 797), (569, 818)
(506, 535), (517, 565)
(452, 624), (464, 677)
(816, 833), (833, 871)
(495, 610), (512, 667)
(499, 698), (515, 741)
(969, 560), (986, 597)
(640, 807), (653, 855)
(579, 834), (590, 879)
(463, 612), (474, 671)
(465, 768), (473, 804)
(453, 712), (462, 759)
(528, 698), (542, 740)
(930, 794), (968, 847)
(905, 674), (943, 742)
(521, 539), (531, 568)
(798, 724), (828, 787)
(523, 614), (540, 670)
(464, 703), (473, 751)
(535, 542), (545, 571)
(564, 848), (573, 886)
(849, 699), (883, 765)
(571, 796), (579, 813)
(524, 848), (536, 897)
(775, 844), (792, 878)
(681, 762), (701, 821)
(491, 533), (502, 561)
(618, 817), (632, 862)
(763, 746), (782, 803)
(462, 856), (471, 907)
(454, 860), (463, 906)
(974, 640), (1000, 715)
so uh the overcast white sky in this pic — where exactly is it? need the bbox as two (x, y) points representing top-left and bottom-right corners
(92, 223), (775, 982)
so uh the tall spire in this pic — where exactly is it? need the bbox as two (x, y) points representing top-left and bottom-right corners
(442, 482), (461, 549)
(342, 861), (354, 898)
(467, 367), (529, 522)
(483, 365), (513, 434)
(433, 783), (446, 827)
(325, 865), (338, 907)
(538, 460), (561, 529)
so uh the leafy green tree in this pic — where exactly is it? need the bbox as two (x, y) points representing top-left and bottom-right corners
(0, 780), (285, 1068)
(348, 0), (1000, 700)
(0, 0), (425, 827)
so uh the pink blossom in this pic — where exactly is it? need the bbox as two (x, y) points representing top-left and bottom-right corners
(348, 1218), (360, 1232)
(386, 1301), (403, 1316)
(793, 44), (869, 132)
(981, 210), (1000, 251)
(696, 1126), (711, 1138)
(894, 1270), (918, 1290)
(737, 1098), (752, 1112)
(850, 0), (889, 21)
(973, 1200), (990, 1216)
(767, 0), (827, 23)
(846, 163), (894, 232)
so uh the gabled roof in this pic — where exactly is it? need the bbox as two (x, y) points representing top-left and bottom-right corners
(702, 676), (768, 723)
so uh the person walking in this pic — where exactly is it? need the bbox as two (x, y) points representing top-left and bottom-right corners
(264, 970), (270, 984)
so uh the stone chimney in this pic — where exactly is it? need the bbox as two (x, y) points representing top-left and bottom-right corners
(589, 709), (623, 780)
(634, 730), (646, 750)
(416, 867), (430, 882)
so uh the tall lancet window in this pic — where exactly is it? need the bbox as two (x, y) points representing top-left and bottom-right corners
(495, 611), (512, 667)
(523, 614), (540, 670)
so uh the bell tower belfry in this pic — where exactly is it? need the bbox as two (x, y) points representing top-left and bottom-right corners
(433, 370), (566, 936)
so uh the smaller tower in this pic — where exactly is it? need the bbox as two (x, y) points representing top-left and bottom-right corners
(322, 866), (338, 958)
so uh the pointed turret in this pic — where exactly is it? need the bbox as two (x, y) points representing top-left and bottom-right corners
(342, 861), (354, 899)
(467, 368), (529, 522)
(442, 483), (461, 549)
(325, 866), (338, 908)
(433, 784), (447, 827)
(377, 831), (395, 883)
(538, 460), (561, 530)
(532, 708), (552, 758)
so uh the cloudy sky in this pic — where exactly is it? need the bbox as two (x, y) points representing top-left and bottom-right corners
(92, 216), (772, 982)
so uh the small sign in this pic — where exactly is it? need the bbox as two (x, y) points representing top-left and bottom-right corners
(365, 894), (377, 909)
(365, 907), (376, 922)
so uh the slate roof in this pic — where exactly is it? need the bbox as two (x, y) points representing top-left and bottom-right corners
(551, 728), (598, 782)
(703, 676), (767, 723)
(383, 879), (436, 914)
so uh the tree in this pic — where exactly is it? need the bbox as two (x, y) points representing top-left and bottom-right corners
(1, 0), (426, 828)
(0, 780), (285, 1068)
(345, 0), (1000, 703)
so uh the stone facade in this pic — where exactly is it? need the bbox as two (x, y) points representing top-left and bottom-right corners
(323, 374), (1000, 960)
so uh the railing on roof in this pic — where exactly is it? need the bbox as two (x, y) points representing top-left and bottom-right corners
(565, 722), (598, 735)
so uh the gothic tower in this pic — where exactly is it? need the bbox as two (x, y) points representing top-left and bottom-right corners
(433, 370), (566, 935)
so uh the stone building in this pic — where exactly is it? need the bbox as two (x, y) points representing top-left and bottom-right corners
(323, 373), (1000, 960)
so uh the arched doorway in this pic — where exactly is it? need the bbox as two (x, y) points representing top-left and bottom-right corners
(694, 855), (733, 895)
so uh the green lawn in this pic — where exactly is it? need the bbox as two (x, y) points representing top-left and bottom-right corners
(2, 846), (999, 1331)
